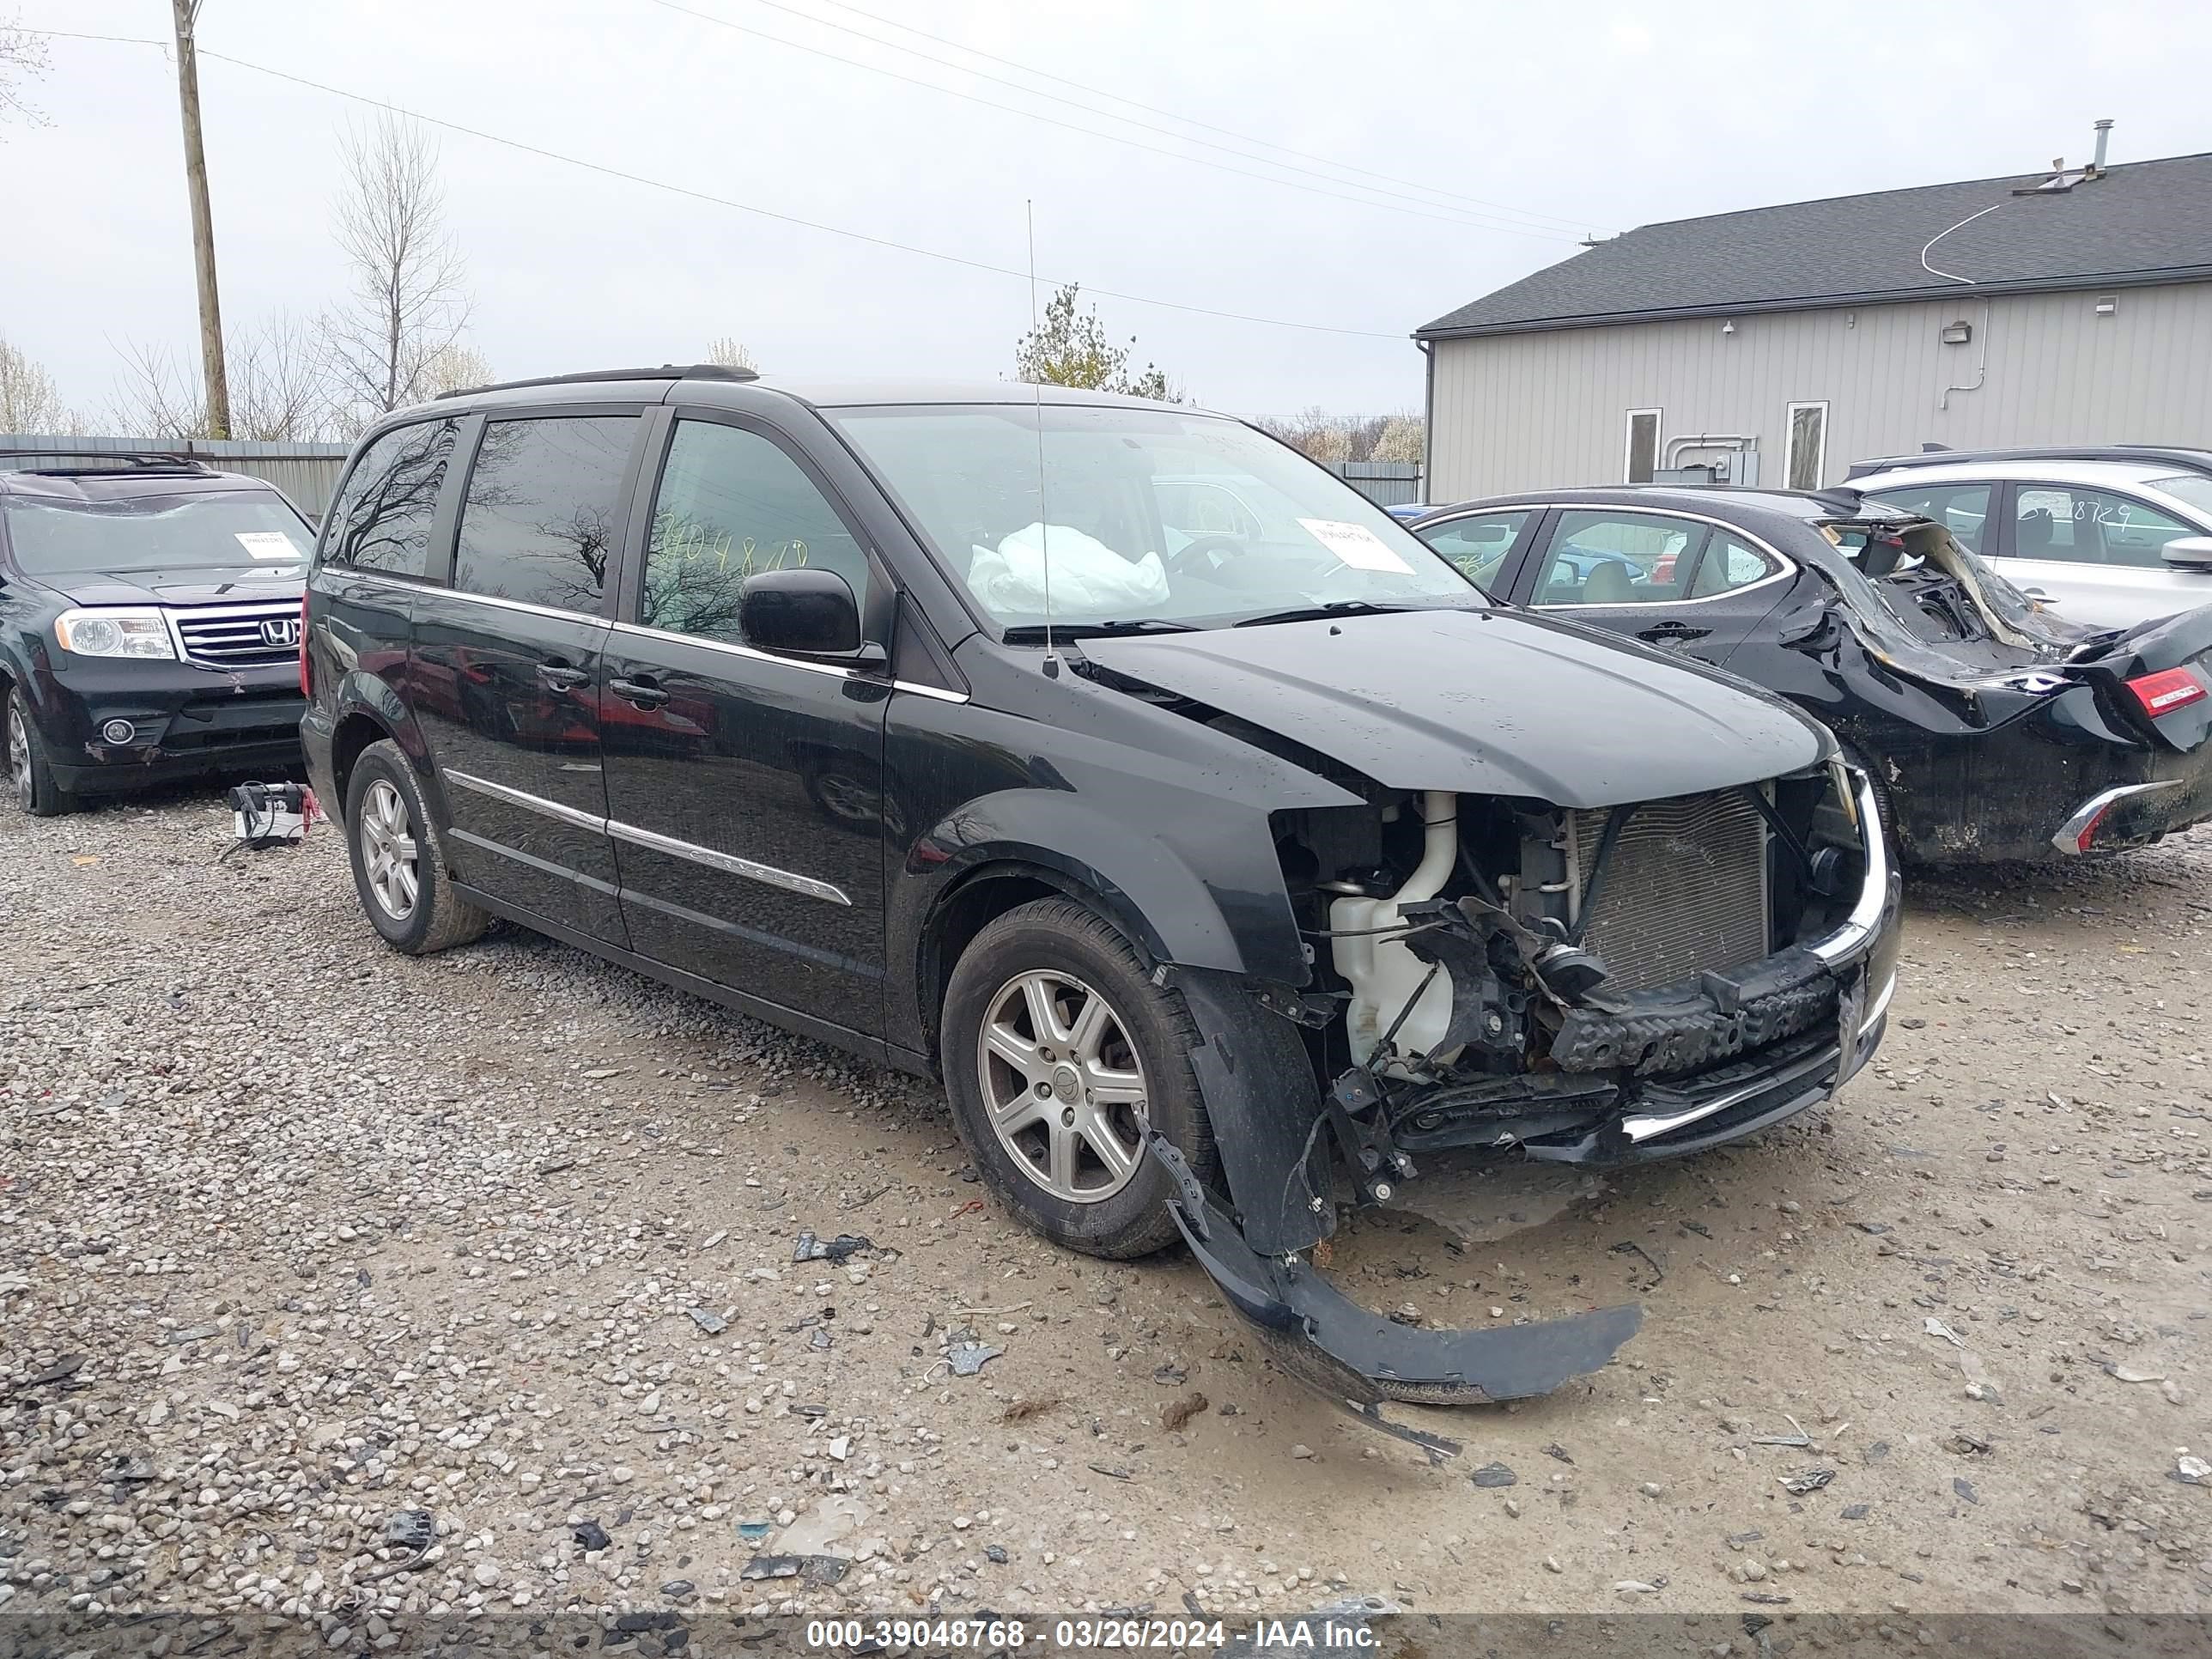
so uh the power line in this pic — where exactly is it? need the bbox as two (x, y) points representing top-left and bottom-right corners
(674, 0), (1599, 237)
(636, 0), (1582, 241)
(790, 0), (1605, 234)
(24, 28), (1413, 341)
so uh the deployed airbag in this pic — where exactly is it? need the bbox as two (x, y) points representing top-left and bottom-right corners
(967, 522), (1169, 615)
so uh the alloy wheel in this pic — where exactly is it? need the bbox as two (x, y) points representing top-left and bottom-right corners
(359, 779), (421, 920)
(6, 704), (30, 812)
(975, 969), (1151, 1202)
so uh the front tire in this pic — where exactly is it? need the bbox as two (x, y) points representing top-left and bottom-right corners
(941, 897), (1218, 1259)
(344, 739), (487, 955)
(4, 687), (77, 817)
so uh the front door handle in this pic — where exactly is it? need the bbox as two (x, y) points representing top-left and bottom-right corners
(610, 675), (670, 709)
(536, 660), (590, 690)
(1637, 619), (1711, 644)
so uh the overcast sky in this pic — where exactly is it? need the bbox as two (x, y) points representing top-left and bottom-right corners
(5, 0), (2211, 425)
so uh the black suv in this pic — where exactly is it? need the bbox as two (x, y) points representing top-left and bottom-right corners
(2, 452), (315, 815)
(301, 367), (1899, 1425)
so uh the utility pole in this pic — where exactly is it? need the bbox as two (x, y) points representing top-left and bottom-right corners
(169, 0), (229, 438)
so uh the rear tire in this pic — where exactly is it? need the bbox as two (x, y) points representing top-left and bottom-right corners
(344, 739), (488, 955)
(4, 687), (77, 817)
(941, 896), (1218, 1259)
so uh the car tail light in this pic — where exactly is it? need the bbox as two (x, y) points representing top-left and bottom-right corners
(2125, 665), (2208, 719)
(298, 592), (313, 699)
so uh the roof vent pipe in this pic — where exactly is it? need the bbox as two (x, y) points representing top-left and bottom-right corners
(2093, 119), (2113, 171)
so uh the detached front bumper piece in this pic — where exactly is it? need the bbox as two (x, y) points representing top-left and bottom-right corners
(1146, 1135), (1640, 1460)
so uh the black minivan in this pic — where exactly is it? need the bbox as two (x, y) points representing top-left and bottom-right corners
(301, 366), (1899, 1426)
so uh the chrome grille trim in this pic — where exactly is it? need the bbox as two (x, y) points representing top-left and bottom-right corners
(1570, 789), (1770, 993)
(167, 600), (301, 668)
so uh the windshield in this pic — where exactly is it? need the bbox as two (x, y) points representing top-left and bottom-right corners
(0, 490), (312, 578)
(827, 403), (1480, 631)
(2149, 474), (2212, 517)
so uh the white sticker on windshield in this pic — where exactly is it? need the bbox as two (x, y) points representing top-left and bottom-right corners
(235, 531), (301, 561)
(1297, 517), (1412, 574)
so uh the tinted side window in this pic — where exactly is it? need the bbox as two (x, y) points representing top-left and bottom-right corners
(1685, 531), (1778, 598)
(641, 420), (870, 645)
(453, 416), (638, 611)
(1532, 510), (1704, 607)
(323, 419), (458, 577)
(1413, 510), (1529, 589)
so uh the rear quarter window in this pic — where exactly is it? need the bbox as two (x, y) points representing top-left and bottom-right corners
(322, 419), (460, 578)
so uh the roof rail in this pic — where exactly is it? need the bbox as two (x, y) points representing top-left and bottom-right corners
(434, 363), (762, 400)
(1845, 445), (2212, 482)
(0, 447), (215, 475)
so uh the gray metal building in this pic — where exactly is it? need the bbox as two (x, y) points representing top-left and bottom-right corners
(1416, 137), (2212, 502)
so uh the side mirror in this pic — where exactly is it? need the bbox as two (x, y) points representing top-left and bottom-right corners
(739, 567), (871, 660)
(2160, 534), (2212, 571)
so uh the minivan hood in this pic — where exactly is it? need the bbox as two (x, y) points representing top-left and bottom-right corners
(1081, 608), (1829, 806)
(31, 565), (307, 608)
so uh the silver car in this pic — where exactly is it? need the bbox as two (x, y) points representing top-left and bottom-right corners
(1848, 447), (2212, 631)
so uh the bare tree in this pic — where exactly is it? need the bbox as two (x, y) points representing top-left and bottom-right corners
(108, 342), (209, 439)
(1, 13), (49, 131)
(110, 315), (340, 441)
(0, 337), (76, 434)
(705, 337), (757, 372)
(322, 115), (471, 428)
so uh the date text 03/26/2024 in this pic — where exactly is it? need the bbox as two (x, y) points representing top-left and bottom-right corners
(802, 1617), (1380, 1650)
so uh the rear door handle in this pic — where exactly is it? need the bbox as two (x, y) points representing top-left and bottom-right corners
(536, 660), (590, 690)
(1637, 620), (1711, 643)
(610, 675), (670, 709)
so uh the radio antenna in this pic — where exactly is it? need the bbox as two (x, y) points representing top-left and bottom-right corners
(1026, 198), (1059, 678)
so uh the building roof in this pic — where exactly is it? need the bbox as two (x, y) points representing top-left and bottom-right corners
(1416, 150), (2212, 340)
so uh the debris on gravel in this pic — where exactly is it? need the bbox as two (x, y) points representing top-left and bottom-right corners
(3, 790), (2211, 1627)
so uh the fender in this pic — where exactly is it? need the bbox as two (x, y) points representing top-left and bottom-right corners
(319, 665), (460, 834)
(894, 792), (1340, 1260)
(913, 786), (1275, 967)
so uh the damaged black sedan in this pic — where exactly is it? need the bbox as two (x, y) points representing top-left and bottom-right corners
(302, 373), (1899, 1436)
(1413, 487), (2212, 863)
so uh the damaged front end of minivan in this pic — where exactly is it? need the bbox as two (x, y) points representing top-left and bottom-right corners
(1074, 610), (1902, 1447)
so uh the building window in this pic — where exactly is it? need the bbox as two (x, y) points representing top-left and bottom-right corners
(1623, 409), (1660, 484)
(1785, 401), (1828, 491)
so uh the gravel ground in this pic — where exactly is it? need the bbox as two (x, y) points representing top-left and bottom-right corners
(4, 784), (2212, 1647)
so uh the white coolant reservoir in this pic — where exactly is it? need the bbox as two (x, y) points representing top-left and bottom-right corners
(1331, 790), (1460, 1076)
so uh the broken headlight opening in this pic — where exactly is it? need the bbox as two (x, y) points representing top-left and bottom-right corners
(1164, 758), (1895, 1455)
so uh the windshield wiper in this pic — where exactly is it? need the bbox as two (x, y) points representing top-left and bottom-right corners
(1000, 618), (1199, 642)
(1231, 599), (1416, 628)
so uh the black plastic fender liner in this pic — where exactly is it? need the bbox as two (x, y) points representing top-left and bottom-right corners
(1168, 964), (1334, 1258)
(1146, 1135), (1642, 1456)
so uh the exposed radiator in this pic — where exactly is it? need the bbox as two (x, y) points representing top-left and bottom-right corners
(1570, 790), (1770, 993)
